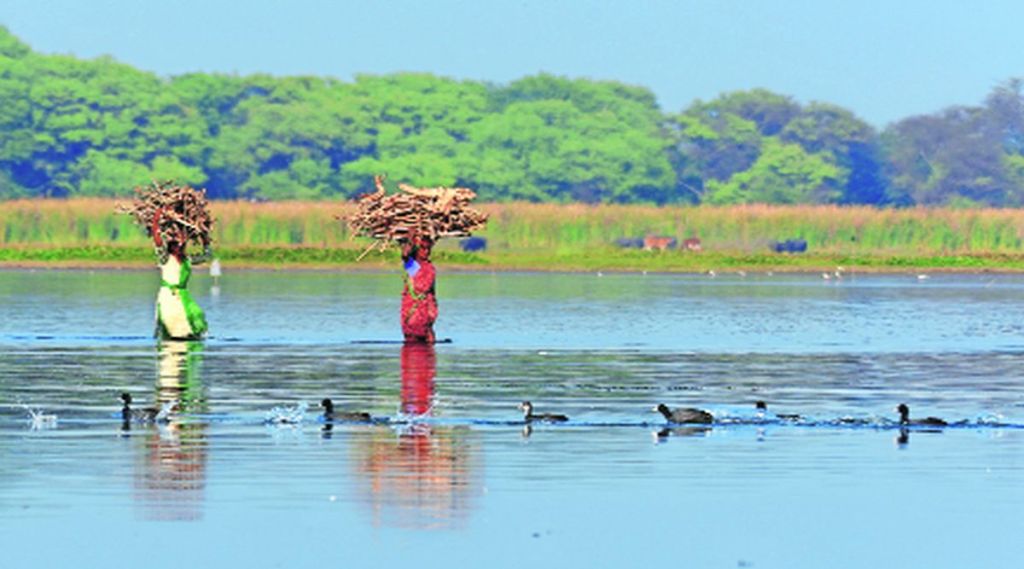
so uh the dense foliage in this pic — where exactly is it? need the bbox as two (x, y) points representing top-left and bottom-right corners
(2, 26), (1023, 206)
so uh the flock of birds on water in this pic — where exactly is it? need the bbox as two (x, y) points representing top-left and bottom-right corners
(12, 395), (971, 433)
(13, 395), (978, 435)
(16, 394), (991, 442)
(116, 394), (960, 431)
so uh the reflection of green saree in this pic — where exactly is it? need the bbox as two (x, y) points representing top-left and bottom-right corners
(156, 258), (208, 340)
(157, 340), (206, 413)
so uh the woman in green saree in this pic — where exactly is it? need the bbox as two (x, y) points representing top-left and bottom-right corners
(152, 208), (209, 340)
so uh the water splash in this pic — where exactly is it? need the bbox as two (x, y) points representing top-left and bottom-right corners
(976, 413), (1009, 426)
(22, 404), (57, 430)
(154, 400), (177, 423)
(264, 402), (308, 426)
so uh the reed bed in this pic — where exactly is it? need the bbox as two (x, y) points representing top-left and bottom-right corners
(4, 199), (1024, 258)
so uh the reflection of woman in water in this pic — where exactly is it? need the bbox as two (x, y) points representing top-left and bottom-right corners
(152, 208), (209, 340)
(401, 342), (436, 416)
(156, 340), (206, 411)
(133, 340), (209, 521)
(352, 342), (482, 529)
(400, 232), (438, 344)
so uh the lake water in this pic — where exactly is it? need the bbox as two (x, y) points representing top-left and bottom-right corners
(1, 269), (1022, 568)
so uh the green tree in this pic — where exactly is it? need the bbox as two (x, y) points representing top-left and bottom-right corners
(338, 73), (488, 195)
(461, 76), (674, 203)
(208, 76), (376, 199)
(883, 105), (1015, 206)
(672, 91), (884, 205)
(704, 138), (841, 204)
(781, 103), (885, 204)
(0, 26), (31, 59)
(72, 149), (151, 196)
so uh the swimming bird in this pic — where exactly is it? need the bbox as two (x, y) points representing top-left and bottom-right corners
(519, 401), (568, 423)
(653, 403), (713, 424)
(120, 392), (169, 423)
(754, 400), (802, 421)
(896, 403), (947, 426)
(320, 398), (371, 422)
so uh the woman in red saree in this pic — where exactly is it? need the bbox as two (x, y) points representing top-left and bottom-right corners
(400, 233), (438, 344)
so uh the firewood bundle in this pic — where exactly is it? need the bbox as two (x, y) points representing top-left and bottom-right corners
(347, 175), (488, 250)
(117, 181), (213, 261)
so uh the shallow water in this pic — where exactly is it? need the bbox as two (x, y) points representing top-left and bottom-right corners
(1, 269), (1023, 568)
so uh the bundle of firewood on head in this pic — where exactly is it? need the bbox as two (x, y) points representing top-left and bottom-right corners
(347, 175), (488, 259)
(117, 181), (214, 264)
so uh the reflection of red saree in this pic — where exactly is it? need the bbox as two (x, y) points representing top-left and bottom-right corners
(355, 342), (481, 530)
(401, 259), (437, 342)
(401, 343), (436, 416)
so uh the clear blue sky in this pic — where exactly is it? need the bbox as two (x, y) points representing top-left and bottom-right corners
(4, 0), (1023, 127)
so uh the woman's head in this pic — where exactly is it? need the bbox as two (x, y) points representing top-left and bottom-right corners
(413, 235), (433, 261)
(166, 229), (187, 257)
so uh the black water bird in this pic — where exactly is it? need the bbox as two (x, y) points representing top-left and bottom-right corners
(653, 403), (713, 424)
(520, 401), (568, 423)
(320, 398), (372, 422)
(120, 392), (166, 423)
(755, 400), (802, 421)
(896, 403), (947, 427)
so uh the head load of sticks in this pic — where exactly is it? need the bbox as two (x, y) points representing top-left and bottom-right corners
(347, 175), (488, 255)
(117, 181), (214, 263)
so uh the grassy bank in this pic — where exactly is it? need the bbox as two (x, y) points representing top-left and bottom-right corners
(5, 245), (1024, 273)
(4, 199), (1024, 271)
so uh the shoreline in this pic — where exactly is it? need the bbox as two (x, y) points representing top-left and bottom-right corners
(5, 249), (1024, 274)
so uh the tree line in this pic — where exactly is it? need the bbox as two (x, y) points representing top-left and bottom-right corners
(2, 26), (1024, 207)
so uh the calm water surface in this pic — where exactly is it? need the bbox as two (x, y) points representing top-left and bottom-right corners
(1, 269), (1023, 568)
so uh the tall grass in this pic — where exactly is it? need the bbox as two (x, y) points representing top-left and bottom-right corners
(4, 199), (1024, 255)
(0, 198), (356, 247)
(479, 203), (1024, 255)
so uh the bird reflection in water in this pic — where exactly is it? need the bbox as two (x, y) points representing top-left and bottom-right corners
(352, 342), (482, 530)
(652, 426), (712, 443)
(131, 340), (209, 521)
(521, 424), (533, 439)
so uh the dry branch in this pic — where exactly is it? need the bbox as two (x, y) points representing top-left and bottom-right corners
(346, 175), (488, 251)
(117, 181), (214, 261)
